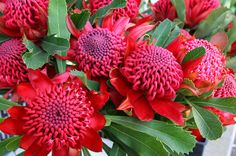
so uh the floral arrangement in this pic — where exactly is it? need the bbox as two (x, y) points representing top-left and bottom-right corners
(0, 0), (236, 155)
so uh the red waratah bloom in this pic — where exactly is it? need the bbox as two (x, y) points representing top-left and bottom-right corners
(0, 69), (109, 155)
(0, 39), (27, 88)
(185, 0), (220, 27)
(110, 24), (186, 125)
(67, 13), (129, 79)
(0, 0), (48, 40)
(88, 0), (140, 20)
(150, 0), (177, 21)
(206, 72), (236, 126)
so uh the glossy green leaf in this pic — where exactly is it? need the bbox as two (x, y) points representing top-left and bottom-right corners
(5, 136), (21, 151)
(90, 0), (126, 24)
(103, 143), (111, 155)
(191, 102), (223, 140)
(23, 40), (49, 69)
(0, 97), (18, 111)
(41, 36), (69, 56)
(82, 147), (91, 156)
(70, 70), (100, 91)
(182, 47), (206, 64)
(0, 137), (20, 155)
(189, 97), (236, 114)
(0, 34), (11, 43)
(71, 10), (91, 30)
(106, 116), (196, 154)
(195, 7), (234, 38)
(171, 0), (186, 22)
(48, 0), (70, 39)
(110, 143), (126, 156)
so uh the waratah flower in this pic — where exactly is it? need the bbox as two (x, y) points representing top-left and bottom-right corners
(0, 70), (109, 155)
(0, 0), (48, 40)
(150, 0), (177, 21)
(185, 0), (220, 27)
(67, 14), (128, 79)
(0, 39), (27, 88)
(88, 0), (140, 20)
(110, 23), (185, 124)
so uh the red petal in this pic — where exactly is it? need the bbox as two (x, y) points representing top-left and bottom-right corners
(52, 145), (69, 156)
(182, 56), (204, 79)
(8, 106), (25, 119)
(89, 91), (109, 110)
(16, 83), (36, 100)
(110, 69), (132, 96)
(117, 97), (133, 110)
(81, 128), (103, 152)
(20, 135), (36, 150)
(69, 148), (80, 156)
(66, 15), (81, 38)
(51, 72), (70, 84)
(150, 99), (185, 126)
(28, 69), (53, 92)
(102, 14), (114, 31)
(24, 141), (50, 156)
(113, 17), (130, 35)
(89, 112), (106, 131)
(0, 118), (24, 135)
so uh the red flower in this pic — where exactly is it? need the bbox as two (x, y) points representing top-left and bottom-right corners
(0, 39), (27, 88)
(0, 0), (48, 40)
(88, 0), (140, 20)
(150, 0), (177, 21)
(185, 0), (220, 27)
(110, 24), (185, 124)
(229, 41), (236, 56)
(0, 70), (108, 155)
(67, 14), (129, 78)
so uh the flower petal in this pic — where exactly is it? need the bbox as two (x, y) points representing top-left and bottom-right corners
(89, 91), (109, 110)
(81, 128), (103, 152)
(8, 106), (25, 119)
(52, 145), (69, 156)
(16, 83), (36, 100)
(89, 112), (106, 131)
(20, 135), (36, 150)
(113, 17), (130, 35)
(150, 99), (185, 126)
(24, 141), (50, 156)
(0, 118), (24, 135)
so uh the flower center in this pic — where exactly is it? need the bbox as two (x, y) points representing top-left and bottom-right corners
(122, 45), (183, 100)
(76, 28), (126, 77)
(23, 83), (94, 148)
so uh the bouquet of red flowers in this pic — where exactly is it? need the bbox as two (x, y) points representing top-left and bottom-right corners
(0, 0), (235, 155)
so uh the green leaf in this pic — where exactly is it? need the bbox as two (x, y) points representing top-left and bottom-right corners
(226, 56), (236, 72)
(82, 147), (91, 156)
(106, 116), (196, 154)
(5, 136), (21, 151)
(90, 0), (126, 24)
(195, 7), (234, 38)
(226, 18), (236, 53)
(182, 47), (206, 64)
(110, 143), (126, 156)
(56, 59), (67, 73)
(0, 137), (21, 155)
(0, 118), (4, 123)
(0, 34), (11, 43)
(151, 19), (180, 48)
(107, 124), (169, 156)
(103, 143), (111, 155)
(171, 0), (186, 22)
(190, 97), (236, 114)
(23, 40), (49, 69)
(190, 102), (223, 140)
(41, 36), (69, 56)
(16, 152), (24, 156)
(71, 10), (91, 30)
(48, 0), (70, 39)
(70, 70), (100, 91)
(0, 97), (18, 111)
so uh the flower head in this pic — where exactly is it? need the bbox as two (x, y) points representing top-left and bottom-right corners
(89, 0), (140, 20)
(185, 0), (220, 27)
(0, 0), (48, 40)
(0, 70), (108, 155)
(0, 39), (27, 88)
(150, 0), (177, 21)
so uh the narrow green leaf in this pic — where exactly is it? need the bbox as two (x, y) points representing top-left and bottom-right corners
(5, 136), (21, 151)
(48, 0), (70, 39)
(182, 47), (206, 64)
(71, 10), (91, 30)
(0, 137), (20, 155)
(190, 97), (236, 114)
(226, 18), (236, 53)
(70, 70), (100, 91)
(106, 116), (196, 154)
(110, 143), (126, 156)
(90, 0), (126, 24)
(75, 0), (83, 9)
(56, 58), (66, 73)
(191, 102), (223, 140)
(195, 7), (234, 38)
(41, 36), (69, 56)
(0, 97), (18, 111)
(0, 34), (11, 43)
(171, 0), (186, 22)
(82, 147), (91, 156)
(163, 25), (180, 47)
(103, 143), (111, 155)
(16, 152), (24, 156)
